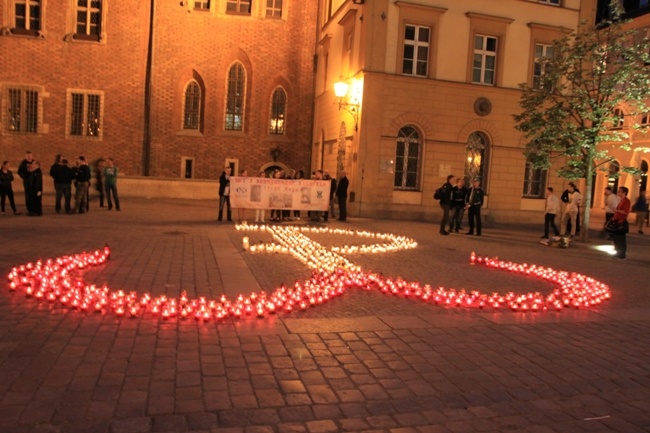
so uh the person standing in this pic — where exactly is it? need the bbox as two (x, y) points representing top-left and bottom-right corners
(51, 159), (74, 214)
(611, 186), (631, 259)
(323, 171), (337, 222)
(95, 158), (106, 208)
(255, 170), (267, 223)
(18, 151), (35, 214)
(218, 166), (232, 222)
(465, 178), (485, 236)
(293, 170), (304, 220)
(449, 178), (468, 233)
(0, 161), (20, 215)
(603, 186), (620, 231)
(104, 158), (120, 211)
(560, 182), (582, 238)
(235, 169), (248, 223)
(310, 170), (324, 222)
(633, 193), (648, 234)
(73, 156), (91, 214)
(26, 161), (43, 216)
(336, 170), (349, 222)
(437, 175), (455, 235)
(542, 187), (560, 239)
(561, 183), (581, 235)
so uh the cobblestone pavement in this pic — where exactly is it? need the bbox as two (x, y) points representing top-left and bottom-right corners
(1, 197), (649, 433)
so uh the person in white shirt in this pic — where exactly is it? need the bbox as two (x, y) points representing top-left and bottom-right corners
(542, 187), (560, 239)
(604, 186), (620, 225)
(560, 182), (582, 237)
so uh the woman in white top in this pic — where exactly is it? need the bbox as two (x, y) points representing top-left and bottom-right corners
(560, 182), (582, 237)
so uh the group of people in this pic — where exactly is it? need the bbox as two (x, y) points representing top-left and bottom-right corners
(217, 166), (349, 224)
(542, 182), (648, 259)
(436, 174), (485, 236)
(0, 151), (120, 216)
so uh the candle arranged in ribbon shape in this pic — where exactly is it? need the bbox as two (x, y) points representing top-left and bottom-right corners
(6, 224), (611, 320)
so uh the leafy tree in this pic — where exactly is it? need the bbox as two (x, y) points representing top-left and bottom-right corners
(514, 1), (650, 241)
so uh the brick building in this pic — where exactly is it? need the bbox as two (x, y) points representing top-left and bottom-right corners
(1, 0), (317, 182)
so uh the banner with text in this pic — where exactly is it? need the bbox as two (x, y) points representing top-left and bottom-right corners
(230, 177), (330, 211)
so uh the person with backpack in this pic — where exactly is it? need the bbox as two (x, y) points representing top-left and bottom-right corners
(434, 174), (455, 235)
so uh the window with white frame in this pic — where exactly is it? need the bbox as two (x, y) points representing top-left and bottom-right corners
(522, 162), (547, 198)
(402, 25), (430, 77)
(68, 91), (102, 138)
(394, 125), (422, 190)
(11, 0), (41, 35)
(225, 63), (245, 131)
(75, 0), (102, 41)
(269, 87), (286, 135)
(472, 35), (497, 85)
(539, 0), (560, 5)
(226, 0), (251, 15)
(183, 81), (201, 130)
(533, 43), (554, 91)
(6, 87), (39, 134)
(266, 0), (282, 18)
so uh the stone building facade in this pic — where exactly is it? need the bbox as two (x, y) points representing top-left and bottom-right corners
(313, 0), (582, 222)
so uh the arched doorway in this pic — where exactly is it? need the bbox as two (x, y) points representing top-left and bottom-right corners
(465, 131), (490, 190)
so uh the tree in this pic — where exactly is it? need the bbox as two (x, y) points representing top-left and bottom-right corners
(514, 1), (650, 241)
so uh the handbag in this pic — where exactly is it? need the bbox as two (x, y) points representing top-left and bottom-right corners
(605, 219), (629, 234)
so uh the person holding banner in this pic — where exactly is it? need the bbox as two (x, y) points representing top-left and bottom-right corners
(293, 169), (304, 220)
(310, 170), (324, 222)
(254, 170), (266, 223)
(236, 169), (248, 224)
(218, 166), (232, 222)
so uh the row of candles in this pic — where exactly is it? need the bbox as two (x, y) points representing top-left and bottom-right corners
(6, 225), (611, 321)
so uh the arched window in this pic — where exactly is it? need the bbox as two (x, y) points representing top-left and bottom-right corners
(183, 81), (201, 130)
(394, 125), (422, 190)
(269, 87), (286, 135)
(465, 131), (490, 189)
(225, 63), (245, 131)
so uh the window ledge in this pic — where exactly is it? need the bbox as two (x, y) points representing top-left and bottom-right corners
(220, 130), (248, 138)
(176, 129), (204, 137)
(264, 135), (290, 142)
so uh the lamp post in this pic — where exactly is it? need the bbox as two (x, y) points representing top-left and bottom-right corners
(334, 80), (360, 131)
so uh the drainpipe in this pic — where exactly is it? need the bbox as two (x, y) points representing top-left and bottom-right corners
(142, 0), (155, 176)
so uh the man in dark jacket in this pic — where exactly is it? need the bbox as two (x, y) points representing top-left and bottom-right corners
(73, 156), (91, 214)
(26, 161), (43, 216)
(438, 175), (455, 235)
(336, 171), (349, 221)
(449, 178), (468, 233)
(18, 151), (35, 213)
(466, 178), (485, 236)
(218, 166), (232, 222)
(51, 159), (74, 214)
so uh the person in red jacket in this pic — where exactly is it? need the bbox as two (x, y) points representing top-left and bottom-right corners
(611, 186), (631, 259)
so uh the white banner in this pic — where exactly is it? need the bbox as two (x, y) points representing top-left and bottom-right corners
(230, 177), (330, 211)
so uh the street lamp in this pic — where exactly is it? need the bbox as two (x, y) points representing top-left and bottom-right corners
(333, 80), (360, 131)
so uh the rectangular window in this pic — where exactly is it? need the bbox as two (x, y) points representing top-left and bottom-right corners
(69, 91), (102, 138)
(7, 88), (38, 134)
(13, 0), (41, 35)
(194, 0), (210, 10)
(472, 35), (497, 85)
(402, 25), (430, 77)
(523, 162), (547, 198)
(539, 0), (560, 5)
(75, 0), (102, 41)
(533, 43), (554, 91)
(266, 0), (282, 18)
(226, 0), (251, 15)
